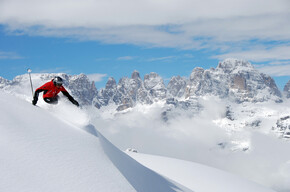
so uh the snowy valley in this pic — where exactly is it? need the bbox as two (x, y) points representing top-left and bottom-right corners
(1, 58), (290, 192)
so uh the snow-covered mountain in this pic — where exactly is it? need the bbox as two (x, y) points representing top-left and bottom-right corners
(186, 59), (282, 103)
(94, 70), (167, 110)
(284, 80), (290, 98)
(94, 59), (283, 111)
(1, 58), (290, 191)
(0, 59), (286, 109)
(0, 59), (289, 139)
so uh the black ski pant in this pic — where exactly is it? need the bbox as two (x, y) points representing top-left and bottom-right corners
(44, 96), (59, 104)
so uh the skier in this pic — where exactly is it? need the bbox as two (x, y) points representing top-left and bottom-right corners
(32, 76), (79, 107)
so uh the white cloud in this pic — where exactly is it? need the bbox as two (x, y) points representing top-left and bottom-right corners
(117, 56), (134, 61)
(0, 51), (23, 59)
(90, 97), (290, 191)
(0, 0), (289, 50)
(1, 0), (290, 72)
(212, 45), (290, 62)
(87, 73), (107, 82)
(1, 0), (288, 27)
(257, 64), (290, 76)
(148, 56), (175, 62)
(37, 68), (72, 74)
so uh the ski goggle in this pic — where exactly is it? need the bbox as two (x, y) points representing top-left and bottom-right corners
(55, 82), (62, 86)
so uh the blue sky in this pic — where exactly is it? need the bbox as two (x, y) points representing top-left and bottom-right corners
(0, 0), (289, 91)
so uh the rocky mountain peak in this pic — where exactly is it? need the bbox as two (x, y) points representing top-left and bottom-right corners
(284, 80), (290, 98)
(144, 72), (166, 100)
(190, 67), (205, 81)
(66, 73), (98, 105)
(105, 77), (117, 89)
(144, 72), (164, 89)
(217, 58), (254, 73)
(0, 59), (285, 111)
(131, 70), (141, 80)
(185, 59), (282, 103)
(167, 76), (187, 98)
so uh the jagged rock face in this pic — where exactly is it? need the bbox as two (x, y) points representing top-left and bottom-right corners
(94, 77), (117, 108)
(95, 71), (154, 111)
(95, 73), (162, 110)
(0, 59), (284, 111)
(217, 58), (255, 73)
(167, 76), (187, 98)
(116, 77), (139, 109)
(224, 59), (281, 102)
(131, 70), (140, 80)
(162, 97), (202, 121)
(95, 71), (167, 111)
(95, 77), (118, 107)
(187, 67), (228, 98)
(68, 74), (98, 106)
(284, 80), (290, 98)
(131, 71), (152, 104)
(186, 59), (282, 103)
(144, 72), (167, 101)
(106, 77), (117, 90)
(272, 116), (290, 139)
(231, 74), (246, 90)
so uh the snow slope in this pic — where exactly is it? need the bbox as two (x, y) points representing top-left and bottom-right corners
(128, 152), (276, 192)
(0, 91), (190, 192)
(90, 98), (290, 192)
(0, 90), (276, 192)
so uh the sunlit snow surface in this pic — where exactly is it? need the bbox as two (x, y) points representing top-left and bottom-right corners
(0, 91), (191, 192)
(128, 152), (275, 192)
(89, 97), (290, 192)
(0, 90), (278, 192)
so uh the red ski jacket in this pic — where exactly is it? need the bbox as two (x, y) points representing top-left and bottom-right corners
(35, 80), (68, 98)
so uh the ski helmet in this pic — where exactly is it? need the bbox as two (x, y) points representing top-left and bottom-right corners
(53, 76), (63, 86)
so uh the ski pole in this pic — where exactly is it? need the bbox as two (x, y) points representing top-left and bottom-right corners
(27, 68), (34, 97)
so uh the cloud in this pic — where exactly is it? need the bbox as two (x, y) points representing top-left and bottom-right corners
(0, 51), (23, 60)
(1, 0), (288, 27)
(89, 97), (290, 191)
(117, 56), (134, 61)
(148, 56), (175, 62)
(36, 68), (72, 74)
(257, 63), (290, 76)
(87, 73), (107, 82)
(0, 0), (289, 50)
(0, 0), (290, 71)
(212, 45), (290, 62)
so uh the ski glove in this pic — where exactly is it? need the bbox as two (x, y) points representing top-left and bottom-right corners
(72, 99), (79, 107)
(32, 91), (40, 105)
(62, 91), (79, 107)
(32, 98), (38, 105)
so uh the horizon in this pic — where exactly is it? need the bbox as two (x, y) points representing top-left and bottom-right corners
(0, 0), (289, 91)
